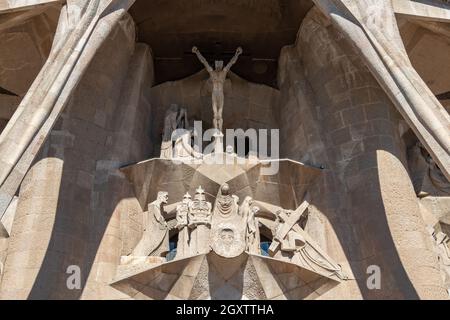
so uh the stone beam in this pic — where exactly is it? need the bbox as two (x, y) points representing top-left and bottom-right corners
(393, 0), (450, 23)
(0, 0), (63, 13)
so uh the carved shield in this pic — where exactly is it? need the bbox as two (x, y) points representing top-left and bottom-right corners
(210, 222), (246, 258)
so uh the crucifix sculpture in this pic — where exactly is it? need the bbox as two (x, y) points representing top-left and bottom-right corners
(192, 46), (243, 132)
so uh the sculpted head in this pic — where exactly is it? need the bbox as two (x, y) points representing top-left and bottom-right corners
(157, 191), (169, 204)
(215, 60), (224, 71)
(220, 183), (230, 196)
(183, 192), (192, 203)
(275, 210), (283, 222)
(220, 228), (234, 244)
(244, 196), (253, 205)
(194, 186), (206, 201)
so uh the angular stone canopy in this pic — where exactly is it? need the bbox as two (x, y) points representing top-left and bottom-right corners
(111, 251), (340, 300)
(121, 157), (321, 211)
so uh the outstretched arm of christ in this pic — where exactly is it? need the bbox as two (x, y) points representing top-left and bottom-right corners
(192, 46), (213, 73)
(224, 47), (243, 72)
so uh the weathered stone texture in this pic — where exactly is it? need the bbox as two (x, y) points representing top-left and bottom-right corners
(277, 7), (447, 299)
(148, 71), (279, 156)
(0, 12), (154, 299)
(1, 0), (449, 300)
(0, 8), (58, 125)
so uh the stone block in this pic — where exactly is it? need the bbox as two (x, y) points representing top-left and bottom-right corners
(330, 127), (351, 146)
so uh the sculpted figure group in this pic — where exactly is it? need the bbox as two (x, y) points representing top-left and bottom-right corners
(159, 46), (243, 159)
(176, 184), (262, 258)
(130, 184), (262, 260)
(177, 186), (212, 257)
(130, 185), (345, 280)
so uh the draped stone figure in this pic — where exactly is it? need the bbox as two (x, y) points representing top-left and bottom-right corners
(213, 183), (239, 217)
(192, 46), (243, 132)
(160, 104), (189, 159)
(210, 184), (246, 258)
(246, 205), (261, 254)
(239, 196), (261, 254)
(175, 193), (192, 259)
(239, 196), (253, 217)
(188, 187), (212, 255)
(131, 192), (170, 258)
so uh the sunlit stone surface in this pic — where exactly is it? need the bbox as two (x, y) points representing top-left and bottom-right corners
(0, 0), (449, 300)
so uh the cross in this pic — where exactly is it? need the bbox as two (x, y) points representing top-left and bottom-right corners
(269, 199), (309, 254)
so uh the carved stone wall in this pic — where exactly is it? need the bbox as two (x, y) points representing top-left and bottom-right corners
(277, 7), (447, 299)
(0, 12), (154, 299)
(0, 8), (59, 131)
(0, 1), (449, 300)
(148, 71), (279, 156)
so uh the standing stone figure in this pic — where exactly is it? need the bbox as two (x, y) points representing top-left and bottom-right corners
(192, 46), (243, 132)
(131, 192), (170, 258)
(175, 193), (192, 259)
(188, 186), (212, 255)
(246, 205), (261, 254)
(239, 196), (253, 217)
(213, 183), (239, 217)
(160, 104), (189, 159)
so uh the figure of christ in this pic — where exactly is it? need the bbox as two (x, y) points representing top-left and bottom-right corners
(192, 46), (243, 132)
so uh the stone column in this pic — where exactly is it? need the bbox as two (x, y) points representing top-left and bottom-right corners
(0, 7), (141, 299)
(278, 7), (447, 299)
(81, 43), (155, 299)
(0, 158), (63, 299)
(313, 0), (450, 180)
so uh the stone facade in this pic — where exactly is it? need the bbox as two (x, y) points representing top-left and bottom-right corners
(0, 0), (449, 300)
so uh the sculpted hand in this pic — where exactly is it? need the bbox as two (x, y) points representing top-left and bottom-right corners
(192, 46), (198, 53)
(236, 47), (243, 55)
